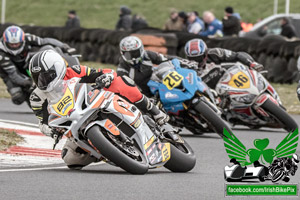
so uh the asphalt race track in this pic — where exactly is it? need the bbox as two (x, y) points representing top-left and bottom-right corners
(0, 98), (299, 200)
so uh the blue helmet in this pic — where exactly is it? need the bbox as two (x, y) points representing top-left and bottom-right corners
(184, 39), (208, 67)
(2, 25), (25, 56)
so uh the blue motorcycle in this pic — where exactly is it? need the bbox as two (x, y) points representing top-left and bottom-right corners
(147, 59), (232, 137)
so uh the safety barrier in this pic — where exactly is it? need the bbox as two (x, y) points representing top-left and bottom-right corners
(0, 24), (299, 83)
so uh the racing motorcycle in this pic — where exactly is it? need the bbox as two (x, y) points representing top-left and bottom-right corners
(265, 154), (299, 182)
(214, 62), (298, 132)
(147, 59), (232, 137)
(47, 77), (196, 174)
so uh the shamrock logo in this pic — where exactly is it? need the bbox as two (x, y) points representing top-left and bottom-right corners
(223, 129), (299, 166)
(247, 138), (276, 164)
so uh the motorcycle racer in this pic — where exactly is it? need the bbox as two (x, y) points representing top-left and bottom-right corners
(117, 36), (192, 97)
(184, 38), (264, 90)
(29, 50), (169, 169)
(0, 25), (75, 105)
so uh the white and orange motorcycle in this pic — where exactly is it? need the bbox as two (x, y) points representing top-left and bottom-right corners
(213, 62), (298, 132)
(47, 77), (196, 174)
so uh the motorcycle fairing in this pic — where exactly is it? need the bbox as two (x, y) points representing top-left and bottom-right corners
(147, 59), (207, 114)
(48, 78), (171, 167)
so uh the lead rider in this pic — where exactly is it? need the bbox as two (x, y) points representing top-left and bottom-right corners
(29, 50), (169, 169)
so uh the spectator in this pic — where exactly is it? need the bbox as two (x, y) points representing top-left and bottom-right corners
(116, 6), (132, 31)
(193, 11), (199, 17)
(178, 11), (188, 31)
(241, 22), (253, 32)
(187, 12), (204, 34)
(222, 6), (241, 36)
(232, 13), (241, 20)
(65, 10), (80, 28)
(132, 14), (148, 30)
(280, 17), (297, 39)
(164, 9), (185, 31)
(200, 11), (223, 37)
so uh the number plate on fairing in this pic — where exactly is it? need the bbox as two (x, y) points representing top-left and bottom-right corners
(228, 72), (250, 89)
(163, 71), (183, 90)
(53, 87), (74, 116)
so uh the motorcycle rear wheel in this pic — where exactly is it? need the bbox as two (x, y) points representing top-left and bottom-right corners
(193, 101), (232, 137)
(261, 99), (298, 132)
(164, 138), (196, 172)
(86, 125), (149, 174)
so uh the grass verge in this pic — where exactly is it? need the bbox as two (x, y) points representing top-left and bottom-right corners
(272, 83), (300, 114)
(2, 0), (300, 29)
(0, 129), (24, 151)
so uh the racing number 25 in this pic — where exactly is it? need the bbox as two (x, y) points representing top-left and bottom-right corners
(233, 74), (248, 88)
(163, 72), (183, 89)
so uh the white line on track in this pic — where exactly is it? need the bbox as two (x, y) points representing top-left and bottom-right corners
(0, 119), (38, 128)
(0, 162), (105, 172)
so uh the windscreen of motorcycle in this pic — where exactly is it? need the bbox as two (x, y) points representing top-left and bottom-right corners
(45, 80), (68, 105)
(221, 65), (251, 89)
(45, 79), (76, 116)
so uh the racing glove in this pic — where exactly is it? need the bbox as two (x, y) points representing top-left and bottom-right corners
(39, 123), (54, 137)
(180, 59), (199, 70)
(296, 82), (300, 101)
(39, 123), (63, 140)
(250, 62), (264, 72)
(94, 73), (114, 89)
(61, 43), (76, 55)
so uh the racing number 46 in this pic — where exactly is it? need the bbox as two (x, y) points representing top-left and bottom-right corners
(234, 74), (248, 88)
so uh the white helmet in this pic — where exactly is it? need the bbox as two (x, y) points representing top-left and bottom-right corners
(29, 50), (67, 92)
(2, 25), (26, 56)
(119, 36), (145, 65)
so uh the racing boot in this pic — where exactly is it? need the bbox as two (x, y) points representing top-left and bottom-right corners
(135, 95), (179, 139)
(134, 95), (169, 125)
(160, 123), (182, 142)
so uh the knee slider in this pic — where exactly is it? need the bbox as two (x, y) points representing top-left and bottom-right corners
(9, 87), (25, 105)
(121, 75), (136, 87)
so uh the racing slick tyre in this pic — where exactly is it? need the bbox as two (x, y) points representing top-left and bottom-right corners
(86, 125), (149, 174)
(261, 99), (298, 132)
(271, 170), (285, 183)
(164, 139), (196, 172)
(194, 101), (233, 138)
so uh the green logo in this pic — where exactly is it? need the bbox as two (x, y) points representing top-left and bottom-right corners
(223, 128), (299, 166)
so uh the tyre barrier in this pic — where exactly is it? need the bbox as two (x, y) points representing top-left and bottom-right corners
(0, 24), (300, 83)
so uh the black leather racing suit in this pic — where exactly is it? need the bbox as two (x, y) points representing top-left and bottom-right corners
(0, 33), (69, 104)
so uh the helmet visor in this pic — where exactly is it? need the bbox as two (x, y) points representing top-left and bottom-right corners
(37, 69), (57, 90)
(6, 42), (23, 50)
(188, 53), (207, 67)
(122, 49), (142, 61)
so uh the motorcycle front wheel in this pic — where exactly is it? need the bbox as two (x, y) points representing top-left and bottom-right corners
(193, 101), (232, 137)
(86, 125), (149, 174)
(260, 99), (298, 132)
(164, 138), (196, 172)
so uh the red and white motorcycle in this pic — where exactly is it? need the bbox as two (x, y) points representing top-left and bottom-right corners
(214, 62), (297, 132)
